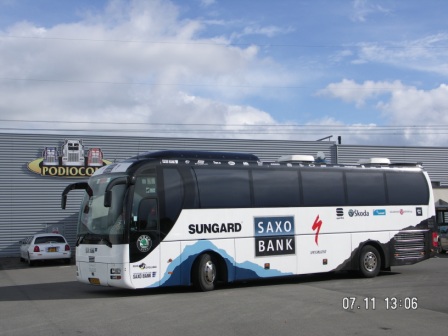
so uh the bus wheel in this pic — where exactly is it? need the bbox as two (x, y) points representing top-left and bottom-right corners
(193, 253), (217, 292)
(359, 245), (381, 278)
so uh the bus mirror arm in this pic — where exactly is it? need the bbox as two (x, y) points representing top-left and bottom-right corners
(61, 195), (67, 210)
(104, 176), (131, 208)
(61, 182), (93, 209)
(104, 190), (112, 208)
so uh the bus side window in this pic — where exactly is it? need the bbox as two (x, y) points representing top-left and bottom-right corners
(301, 170), (345, 206)
(137, 198), (159, 231)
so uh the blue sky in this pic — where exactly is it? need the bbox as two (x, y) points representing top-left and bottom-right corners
(1, 0), (448, 145)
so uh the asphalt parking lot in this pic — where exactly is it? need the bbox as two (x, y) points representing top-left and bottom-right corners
(1, 254), (447, 336)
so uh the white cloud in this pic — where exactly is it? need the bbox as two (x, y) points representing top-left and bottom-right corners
(239, 25), (295, 38)
(379, 84), (448, 124)
(351, 0), (390, 22)
(317, 79), (448, 146)
(200, 0), (216, 8)
(317, 79), (405, 107)
(354, 33), (448, 75)
(0, 0), (297, 138)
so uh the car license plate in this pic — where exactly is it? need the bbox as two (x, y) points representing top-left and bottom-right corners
(89, 278), (101, 285)
(48, 247), (57, 252)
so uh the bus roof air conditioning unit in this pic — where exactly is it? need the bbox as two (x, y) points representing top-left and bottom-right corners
(357, 158), (391, 166)
(278, 155), (315, 163)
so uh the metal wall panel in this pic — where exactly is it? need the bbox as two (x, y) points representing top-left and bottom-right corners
(0, 132), (334, 257)
(4, 133), (448, 257)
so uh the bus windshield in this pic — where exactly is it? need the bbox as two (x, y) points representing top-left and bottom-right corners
(78, 175), (127, 245)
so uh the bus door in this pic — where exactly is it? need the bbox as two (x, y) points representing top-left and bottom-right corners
(130, 197), (161, 287)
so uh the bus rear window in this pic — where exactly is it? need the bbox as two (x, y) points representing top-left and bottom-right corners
(386, 171), (429, 205)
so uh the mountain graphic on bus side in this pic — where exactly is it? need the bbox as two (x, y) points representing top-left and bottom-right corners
(156, 240), (291, 289)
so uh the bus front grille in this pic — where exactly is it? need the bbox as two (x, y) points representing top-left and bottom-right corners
(393, 231), (425, 259)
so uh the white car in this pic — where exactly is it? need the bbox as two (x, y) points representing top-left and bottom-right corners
(20, 233), (71, 266)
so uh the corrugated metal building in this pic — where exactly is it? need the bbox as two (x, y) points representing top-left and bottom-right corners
(1, 132), (448, 257)
(0, 132), (333, 257)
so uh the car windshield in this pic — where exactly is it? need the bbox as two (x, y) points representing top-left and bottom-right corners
(78, 175), (127, 244)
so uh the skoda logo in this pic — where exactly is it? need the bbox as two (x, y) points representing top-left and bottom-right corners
(348, 209), (370, 217)
(137, 235), (152, 253)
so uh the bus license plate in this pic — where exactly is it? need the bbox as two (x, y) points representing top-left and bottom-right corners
(89, 278), (101, 285)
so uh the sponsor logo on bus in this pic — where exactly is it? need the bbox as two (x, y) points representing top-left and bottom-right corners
(188, 223), (242, 234)
(310, 249), (327, 255)
(348, 209), (370, 217)
(133, 263), (157, 270)
(161, 159), (178, 164)
(133, 272), (157, 279)
(416, 207), (423, 216)
(312, 215), (323, 245)
(254, 216), (295, 256)
(390, 209), (413, 215)
(336, 208), (344, 219)
(137, 235), (152, 252)
(373, 209), (386, 216)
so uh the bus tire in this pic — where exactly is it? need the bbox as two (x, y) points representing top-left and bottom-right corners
(193, 253), (217, 292)
(359, 245), (381, 278)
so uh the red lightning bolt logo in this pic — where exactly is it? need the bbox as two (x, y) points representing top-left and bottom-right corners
(312, 215), (323, 245)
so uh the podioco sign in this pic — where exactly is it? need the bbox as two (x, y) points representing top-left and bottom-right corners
(27, 139), (111, 178)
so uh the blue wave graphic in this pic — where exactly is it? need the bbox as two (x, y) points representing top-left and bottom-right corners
(150, 240), (293, 288)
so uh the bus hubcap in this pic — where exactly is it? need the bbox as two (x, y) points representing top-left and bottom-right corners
(364, 252), (377, 271)
(204, 260), (216, 284)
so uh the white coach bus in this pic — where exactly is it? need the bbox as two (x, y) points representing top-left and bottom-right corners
(61, 150), (437, 291)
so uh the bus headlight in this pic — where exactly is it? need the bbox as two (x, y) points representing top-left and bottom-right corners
(110, 267), (122, 280)
(110, 268), (121, 274)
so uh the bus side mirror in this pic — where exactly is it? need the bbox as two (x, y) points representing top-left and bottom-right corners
(61, 182), (92, 210)
(103, 176), (131, 208)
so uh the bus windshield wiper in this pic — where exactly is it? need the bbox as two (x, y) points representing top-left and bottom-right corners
(100, 236), (113, 248)
(76, 233), (88, 247)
